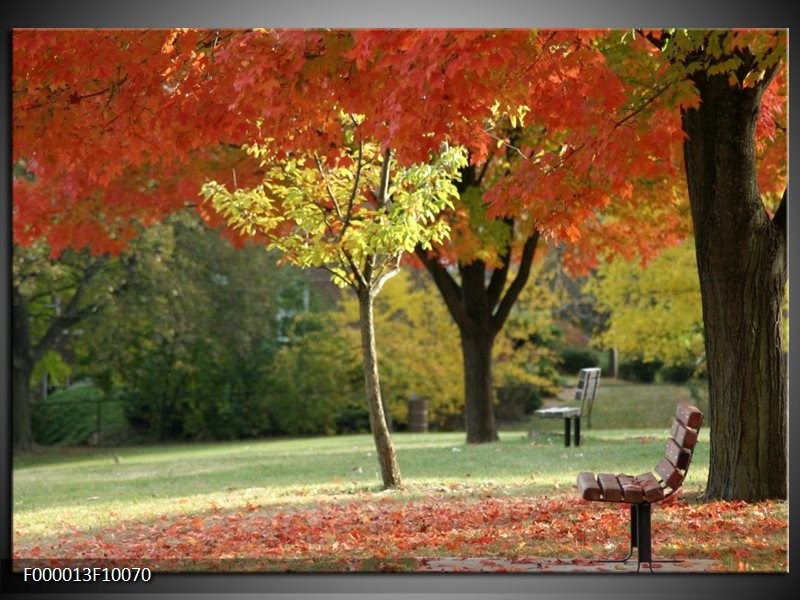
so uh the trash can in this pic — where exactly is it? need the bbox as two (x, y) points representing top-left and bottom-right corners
(408, 394), (429, 433)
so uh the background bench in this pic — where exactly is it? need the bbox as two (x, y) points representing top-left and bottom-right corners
(535, 367), (600, 446)
(576, 402), (703, 571)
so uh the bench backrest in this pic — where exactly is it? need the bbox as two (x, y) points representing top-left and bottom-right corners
(575, 367), (601, 423)
(655, 402), (703, 498)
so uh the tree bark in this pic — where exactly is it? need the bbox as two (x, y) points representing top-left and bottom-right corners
(11, 253), (109, 453)
(12, 287), (35, 453)
(417, 229), (539, 444)
(681, 58), (787, 500)
(460, 329), (498, 443)
(358, 286), (402, 488)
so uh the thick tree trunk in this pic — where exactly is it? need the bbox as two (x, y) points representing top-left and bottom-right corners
(461, 330), (498, 443)
(417, 230), (539, 444)
(459, 261), (499, 443)
(681, 64), (787, 500)
(357, 287), (402, 489)
(12, 288), (35, 453)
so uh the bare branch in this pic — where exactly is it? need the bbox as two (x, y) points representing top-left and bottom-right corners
(341, 248), (367, 289)
(321, 264), (357, 292)
(483, 126), (527, 160)
(377, 147), (393, 207)
(371, 254), (403, 298)
(491, 231), (540, 335)
(313, 153), (345, 222)
(614, 84), (672, 129)
(31, 258), (108, 362)
(485, 218), (516, 310)
(337, 138), (365, 244)
(414, 246), (470, 330)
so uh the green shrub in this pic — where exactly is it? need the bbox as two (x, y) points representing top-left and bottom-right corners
(335, 407), (372, 434)
(558, 346), (600, 374)
(618, 358), (663, 383)
(495, 384), (544, 421)
(659, 363), (696, 384)
(31, 383), (134, 446)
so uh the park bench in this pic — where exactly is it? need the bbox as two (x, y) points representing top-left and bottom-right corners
(576, 402), (703, 572)
(534, 367), (600, 447)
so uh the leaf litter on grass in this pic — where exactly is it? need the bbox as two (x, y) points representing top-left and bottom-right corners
(13, 492), (787, 573)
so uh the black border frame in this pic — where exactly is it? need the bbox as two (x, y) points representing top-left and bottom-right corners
(2, 1), (795, 598)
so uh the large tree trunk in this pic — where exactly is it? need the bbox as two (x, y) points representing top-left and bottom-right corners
(458, 261), (499, 443)
(461, 329), (498, 443)
(681, 57), (787, 501)
(417, 227), (539, 444)
(357, 286), (402, 489)
(12, 288), (35, 453)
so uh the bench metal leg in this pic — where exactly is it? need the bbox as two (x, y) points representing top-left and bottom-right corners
(564, 418), (571, 447)
(636, 503), (652, 565)
(597, 504), (635, 563)
(574, 417), (581, 446)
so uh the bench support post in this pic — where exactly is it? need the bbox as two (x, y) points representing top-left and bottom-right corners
(574, 417), (581, 446)
(634, 504), (652, 565)
(563, 418), (571, 447)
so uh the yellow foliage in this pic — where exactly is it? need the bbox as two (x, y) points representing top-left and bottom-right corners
(585, 241), (704, 367)
(493, 259), (562, 396)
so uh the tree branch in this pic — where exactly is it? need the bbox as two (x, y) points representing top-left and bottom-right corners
(614, 84), (672, 129)
(483, 126), (527, 160)
(485, 218), (515, 310)
(340, 248), (366, 289)
(313, 153), (345, 222)
(376, 147), (392, 207)
(414, 246), (469, 329)
(490, 231), (540, 335)
(371, 254), (402, 299)
(337, 139), (365, 244)
(321, 264), (357, 292)
(31, 259), (108, 363)
(636, 28), (669, 51)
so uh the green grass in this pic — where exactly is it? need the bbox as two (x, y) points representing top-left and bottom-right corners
(13, 381), (787, 572)
(13, 425), (710, 543)
(526, 377), (709, 432)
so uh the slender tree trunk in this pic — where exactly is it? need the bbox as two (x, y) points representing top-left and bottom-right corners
(461, 330), (498, 443)
(12, 288), (35, 453)
(357, 286), (402, 489)
(681, 60), (786, 500)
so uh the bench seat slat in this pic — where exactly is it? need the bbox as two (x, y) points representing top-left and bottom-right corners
(670, 419), (698, 449)
(536, 407), (581, 418)
(665, 438), (692, 469)
(577, 472), (602, 501)
(635, 472), (665, 502)
(676, 402), (703, 429)
(617, 474), (645, 503)
(597, 473), (624, 502)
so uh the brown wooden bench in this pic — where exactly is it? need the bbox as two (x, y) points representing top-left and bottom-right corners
(576, 402), (703, 571)
(535, 367), (600, 447)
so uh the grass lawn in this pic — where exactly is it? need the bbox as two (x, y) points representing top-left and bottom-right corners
(12, 381), (787, 572)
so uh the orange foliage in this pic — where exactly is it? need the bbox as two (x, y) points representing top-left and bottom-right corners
(12, 29), (786, 267)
